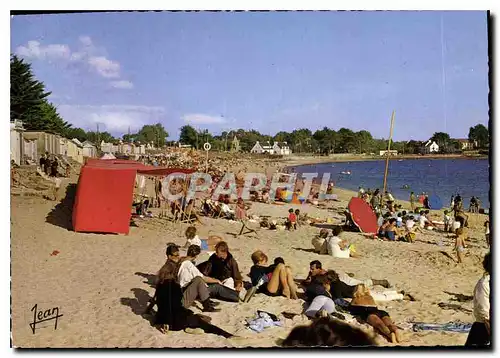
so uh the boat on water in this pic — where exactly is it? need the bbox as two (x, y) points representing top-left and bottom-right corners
(340, 171), (352, 175)
(398, 159), (403, 162)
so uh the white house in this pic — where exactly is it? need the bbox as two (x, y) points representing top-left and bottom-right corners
(273, 142), (292, 155)
(422, 140), (439, 154)
(250, 141), (274, 154)
(379, 150), (398, 156)
(456, 138), (477, 151)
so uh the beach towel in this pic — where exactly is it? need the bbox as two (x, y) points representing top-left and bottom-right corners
(246, 311), (283, 333)
(412, 321), (472, 333)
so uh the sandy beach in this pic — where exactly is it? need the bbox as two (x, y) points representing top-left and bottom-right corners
(10, 158), (489, 348)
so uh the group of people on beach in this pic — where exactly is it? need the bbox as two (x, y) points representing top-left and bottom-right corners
(145, 222), (421, 345)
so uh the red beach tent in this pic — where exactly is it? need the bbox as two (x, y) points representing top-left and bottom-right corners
(72, 159), (194, 234)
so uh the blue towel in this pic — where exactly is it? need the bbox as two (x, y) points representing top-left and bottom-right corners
(412, 322), (472, 333)
(246, 312), (283, 333)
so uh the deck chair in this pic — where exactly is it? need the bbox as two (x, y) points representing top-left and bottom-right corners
(237, 221), (257, 236)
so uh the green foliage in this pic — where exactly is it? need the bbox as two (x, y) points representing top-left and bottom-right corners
(10, 55), (51, 124)
(468, 124), (489, 148)
(65, 127), (88, 143)
(179, 125), (199, 148)
(86, 131), (116, 145)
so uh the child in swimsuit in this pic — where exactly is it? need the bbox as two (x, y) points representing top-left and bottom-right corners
(454, 228), (466, 264)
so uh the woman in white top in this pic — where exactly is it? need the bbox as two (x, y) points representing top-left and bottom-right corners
(465, 252), (490, 346)
(325, 226), (356, 258)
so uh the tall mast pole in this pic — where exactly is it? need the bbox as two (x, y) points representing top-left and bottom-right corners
(382, 111), (396, 195)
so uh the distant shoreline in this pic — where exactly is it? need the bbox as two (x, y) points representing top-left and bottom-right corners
(280, 153), (488, 168)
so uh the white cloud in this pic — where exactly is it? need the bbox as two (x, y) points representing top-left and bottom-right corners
(15, 36), (133, 87)
(58, 105), (166, 134)
(15, 40), (71, 60)
(182, 114), (226, 125)
(110, 80), (134, 89)
(87, 56), (121, 78)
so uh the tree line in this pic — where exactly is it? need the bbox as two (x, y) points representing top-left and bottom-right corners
(178, 125), (489, 155)
(12, 55), (488, 154)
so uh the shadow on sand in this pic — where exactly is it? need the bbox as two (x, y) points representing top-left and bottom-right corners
(120, 288), (156, 326)
(45, 183), (77, 230)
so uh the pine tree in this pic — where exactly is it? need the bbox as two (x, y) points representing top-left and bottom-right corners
(10, 55), (51, 124)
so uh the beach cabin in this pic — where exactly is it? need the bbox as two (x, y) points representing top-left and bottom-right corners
(250, 141), (274, 154)
(24, 131), (61, 157)
(421, 140), (439, 154)
(67, 139), (84, 164)
(101, 140), (117, 154)
(379, 150), (398, 156)
(119, 142), (133, 155)
(10, 120), (25, 165)
(82, 141), (98, 158)
(133, 143), (146, 155)
(23, 136), (38, 163)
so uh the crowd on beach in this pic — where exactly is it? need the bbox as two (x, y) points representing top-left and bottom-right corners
(136, 172), (490, 347)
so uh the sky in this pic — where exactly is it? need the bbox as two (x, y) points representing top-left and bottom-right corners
(10, 11), (489, 141)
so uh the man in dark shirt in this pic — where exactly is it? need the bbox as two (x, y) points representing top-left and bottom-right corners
(197, 241), (242, 302)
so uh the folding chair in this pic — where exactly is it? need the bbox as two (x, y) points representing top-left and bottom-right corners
(237, 220), (257, 236)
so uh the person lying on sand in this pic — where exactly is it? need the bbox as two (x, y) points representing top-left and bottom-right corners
(248, 250), (298, 299)
(197, 241), (243, 297)
(302, 260), (391, 289)
(348, 284), (402, 343)
(281, 317), (376, 347)
(303, 274), (345, 320)
(152, 249), (234, 338)
(325, 270), (412, 305)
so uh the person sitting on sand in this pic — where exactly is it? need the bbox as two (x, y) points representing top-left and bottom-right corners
(249, 250), (298, 299)
(418, 210), (435, 230)
(220, 198), (235, 220)
(348, 284), (401, 343)
(152, 247), (234, 338)
(197, 241), (243, 294)
(311, 229), (329, 254)
(281, 317), (376, 347)
(184, 226), (223, 251)
(325, 225), (358, 258)
(465, 252), (490, 346)
(400, 216), (417, 242)
(176, 245), (227, 311)
(383, 218), (398, 241)
(286, 208), (297, 230)
(261, 189), (270, 203)
(302, 261), (391, 289)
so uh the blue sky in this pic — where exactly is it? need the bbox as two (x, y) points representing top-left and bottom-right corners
(11, 11), (489, 141)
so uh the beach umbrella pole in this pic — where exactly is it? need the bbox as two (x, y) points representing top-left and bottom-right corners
(382, 111), (396, 199)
